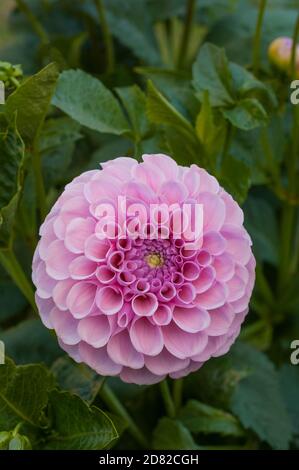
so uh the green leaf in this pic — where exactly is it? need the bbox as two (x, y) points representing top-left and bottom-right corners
(179, 400), (244, 437)
(220, 154), (251, 204)
(0, 431), (11, 450)
(243, 196), (279, 265)
(195, 91), (225, 161)
(39, 117), (82, 187)
(193, 43), (234, 107)
(1, 318), (62, 366)
(0, 117), (25, 248)
(5, 63), (59, 144)
(146, 80), (194, 136)
(279, 365), (299, 437)
(52, 69), (130, 136)
(230, 343), (292, 449)
(116, 85), (151, 140)
(0, 357), (55, 431)
(51, 356), (104, 403)
(105, 0), (160, 65)
(45, 390), (118, 450)
(152, 418), (199, 450)
(222, 99), (268, 131)
(0, 280), (27, 325)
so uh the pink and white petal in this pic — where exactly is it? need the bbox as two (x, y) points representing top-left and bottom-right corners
(205, 304), (234, 336)
(163, 322), (208, 359)
(45, 240), (75, 280)
(193, 266), (216, 294)
(120, 366), (165, 385)
(52, 278), (76, 311)
(107, 330), (144, 369)
(195, 281), (227, 310)
(145, 349), (189, 375)
(197, 192), (226, 232)
(35, 294), (55, 328)
(66, 282), (97, 318)
(78, 315), (112, 348)
(213, 253), (235, 282)
(69, 256), (97, 280)
(35, 261), (57, 299)
(130, 318), (163, 356)
(173, 306), (210, 333)
(221, 192), (244, 225)
(226, 275), (245, 302)
(79, 342), (122, 376)
(202, 231), (227, 256)
(132, 293), (158, 317)
(65, 217), (96, 254)
(169, 360), (203, 379)
(58, 339), (82, 363)
(142, 153), (178, 180)
(195, 167), (219, 194)
(50, 306), (80, 345)
(84, 234), (110, 262)
(159, 180), (188, 204)
(96, 286), (124, 315)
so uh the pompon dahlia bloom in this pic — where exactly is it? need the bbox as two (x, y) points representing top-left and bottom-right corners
(32, 154), (255, 385)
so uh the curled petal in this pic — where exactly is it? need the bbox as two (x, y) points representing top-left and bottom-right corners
(96, 286), (124, 315)
(130, 317), (163, 356)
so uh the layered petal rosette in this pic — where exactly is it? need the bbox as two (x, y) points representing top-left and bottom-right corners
(32, 154), (255, 385)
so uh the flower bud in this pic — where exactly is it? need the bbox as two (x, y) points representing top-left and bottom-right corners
(268, 37), (299, 78)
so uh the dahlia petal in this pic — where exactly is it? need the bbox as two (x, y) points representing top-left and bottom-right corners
(213, 253), (235, 282)
(45, 240), (75, 280)
(78, 315), (111, 348)
(145, 349), (190, 375)
(107, 330), (144, 369)
(182, 261), (200, 281)
(67, 282), (97, 318)
(120, 366), (165, 385)
(96, 266), (116, 284)
(152, 305), (172, 326)
(202, 231), (226, 256)
(35, 261), (56, 299)
(132, 293), (158, 316)
(193, 266), (216, 294)
(50, 306), (80, 345)
(79, 342), (122, 375)
(221, 225), (251, 265)
(84, 234), (110, 261)
(130, 318), (163, 356)
(52, 278), (76, 311)
(65, 217), (96, 254)
(226, 275), (245, 302)
(58, 339), (81, 363)
(169, 360), (203, 379)
(163, 322), (208, 359)
(173, 306), (210, 333)
(197, 193), (226, 232)
(205, 304), (234, 336)
(159, 180), (188, 204)
(69, 256), (97, 280)
(142, 153), (178, 180)
(195, 281), (227, 310)
(35, 294), (55, 328)
(96, 286), (124, 315)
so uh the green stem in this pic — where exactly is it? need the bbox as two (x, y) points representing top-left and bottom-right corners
(0, 249), (36, 311)
(16, 0), (49, 44)
(32, 145), (47, 222)
(160, 379), (176, 419)
(252, 0), (267, 76)
(279, 16), (299, 289)
(221, 122), (233, 167)
(177, 0), (196, 68)
(173, 378), (183, 412)
(94, 0), (115, 75)
(99, 383), (148, 449)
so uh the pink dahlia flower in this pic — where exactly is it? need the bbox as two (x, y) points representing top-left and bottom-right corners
(32, 154), (255, 385)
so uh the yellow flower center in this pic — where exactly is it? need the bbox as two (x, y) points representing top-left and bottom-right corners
(145, 253), (164, 268)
